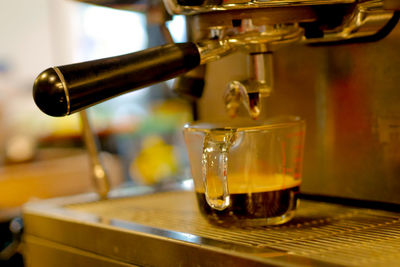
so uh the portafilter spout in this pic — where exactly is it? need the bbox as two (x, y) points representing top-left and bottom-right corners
(220, 22), (302, 119)
(224, 52), (274, 120)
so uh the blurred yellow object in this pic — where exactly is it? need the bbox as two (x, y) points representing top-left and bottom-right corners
(132, 135), (178, 185)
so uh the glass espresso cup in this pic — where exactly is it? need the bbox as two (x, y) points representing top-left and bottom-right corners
(183, 116), (305, 226)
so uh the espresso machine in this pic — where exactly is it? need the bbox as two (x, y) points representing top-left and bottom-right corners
(24, 0), (400, 266)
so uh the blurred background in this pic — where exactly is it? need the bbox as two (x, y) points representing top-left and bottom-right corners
(0, 1), (192, 265)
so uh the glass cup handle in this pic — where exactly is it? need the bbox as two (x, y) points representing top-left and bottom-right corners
(201, 134), (232, 211)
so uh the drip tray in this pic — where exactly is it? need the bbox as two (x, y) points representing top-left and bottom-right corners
(23, 188), (400, 267)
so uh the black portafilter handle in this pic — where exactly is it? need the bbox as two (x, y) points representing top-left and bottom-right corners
(33, 42), (201, 117)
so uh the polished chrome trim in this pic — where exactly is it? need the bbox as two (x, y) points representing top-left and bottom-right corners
(167, 0), (394, 46)
(196, 39), (235, 65)
(305, 0), (395, 43)
(52, 66), (70, 115)
(195, 23), (303, 65)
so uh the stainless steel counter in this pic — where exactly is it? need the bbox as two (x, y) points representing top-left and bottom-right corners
(23, 187), (400, 266)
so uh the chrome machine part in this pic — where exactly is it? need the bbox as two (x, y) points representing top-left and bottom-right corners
(196, 21), (301, 118)
(195, 18), (304, 118)
(196, 39), (235, 64)
(165, 0), (396, 43)
(189, 6), (313, 118)
(306, 0), (397, 43)
(195, 22), (303, 62)
(224, 52), (274, 119)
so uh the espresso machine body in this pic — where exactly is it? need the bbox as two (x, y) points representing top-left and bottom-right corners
(191, 17), (400, 205)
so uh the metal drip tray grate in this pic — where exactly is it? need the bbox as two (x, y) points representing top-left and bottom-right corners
(65, 191), (400, 266)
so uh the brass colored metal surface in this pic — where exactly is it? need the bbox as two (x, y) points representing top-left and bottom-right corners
(24, 189), (400, 266)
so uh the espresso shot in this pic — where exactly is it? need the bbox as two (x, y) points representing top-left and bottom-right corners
(194, 173), (302, 226)
(196, 185), (299, 226)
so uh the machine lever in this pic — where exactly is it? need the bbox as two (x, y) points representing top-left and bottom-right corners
(33, 42), (201, 117)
